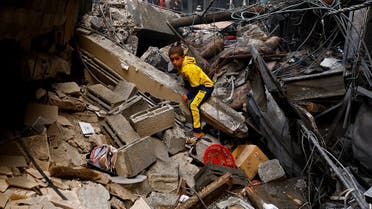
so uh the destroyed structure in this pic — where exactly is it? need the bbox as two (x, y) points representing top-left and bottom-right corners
(0, 0), (371, 208)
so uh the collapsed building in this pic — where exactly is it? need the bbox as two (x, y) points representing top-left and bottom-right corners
(0, 0), (371, 208)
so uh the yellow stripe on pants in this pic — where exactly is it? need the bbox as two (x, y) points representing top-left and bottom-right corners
(189, 90), (206, 130)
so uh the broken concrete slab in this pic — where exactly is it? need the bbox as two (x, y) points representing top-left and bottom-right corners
(113, 80), (137, 101)
(125, 0), (178, 43)
(116, 95), (150, 119)
(6, 175), (39, 190)
(77, 32), (248, 138)
(129, 103), (175, 137)
(103, 114), (140, 146)
(86, 84), (126, 110)
(116, 136), (158, 177)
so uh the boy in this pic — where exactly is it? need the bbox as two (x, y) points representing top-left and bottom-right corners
(168, 42), (214, 139)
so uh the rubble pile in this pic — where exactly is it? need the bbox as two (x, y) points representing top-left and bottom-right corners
(0, 0), (371, 209)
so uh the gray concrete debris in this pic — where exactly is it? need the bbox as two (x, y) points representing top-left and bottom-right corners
(258, 159), (286, 183)
(103, 114), (140, 147)
(87, 84), (126, 110)
(171, 152), (200, 189)
(116, 136), (158, 177)
(147, 160), (179, 193)
(113, 80), (138, 101)
(77, 182), (110, 209)
(148, 191), (179, 208)
(216, 196), (254, 209)
(163, 125), (186, 155)
(115, 95), (150, 119)
(129, 103), (175, 137)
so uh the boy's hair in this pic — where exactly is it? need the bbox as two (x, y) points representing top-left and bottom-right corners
(168, 42), (184, 57)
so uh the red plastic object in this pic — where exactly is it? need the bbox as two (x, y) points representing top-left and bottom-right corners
(203, 144), (237, 168)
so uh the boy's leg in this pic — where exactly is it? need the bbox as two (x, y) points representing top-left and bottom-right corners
(189, 87), (213, 135)
(189, 90), (206, 133)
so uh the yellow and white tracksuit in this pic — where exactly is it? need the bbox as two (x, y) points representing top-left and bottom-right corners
(180, 56), (214, 133)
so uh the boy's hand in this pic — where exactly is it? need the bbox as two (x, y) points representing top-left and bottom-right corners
(182, 94), (188, 103)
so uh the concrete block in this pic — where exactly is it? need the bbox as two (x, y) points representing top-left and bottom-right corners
(104, 114), (140, 146)
(148, 192), (179, 209)
(121, 95), (149, 119)
(116, 136), (157, 177)
(147, 160), (178, 193)
(130, 104), (175, 137)
(87, 84), (125, 110)
(163, 125), (186, 155)
(258, 159), (286, 183)
(113, 80), (137, 101)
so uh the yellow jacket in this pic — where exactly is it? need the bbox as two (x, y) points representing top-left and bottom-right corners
(180, 56), (213, 88)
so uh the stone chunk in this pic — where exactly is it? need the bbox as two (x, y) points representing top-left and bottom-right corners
(52, 82), (81, 97)
(130, 197), (152, 209)
(258, 159), (286, 183)
(116, 137), (157, 177)
(113, 80), (137, 101)
(171, 152), (200, 189)
(148, 192), (179, 209)
(103, 114), (140, 147)
(77, 182), (110, 209)
(120, 95), (149, 119)
(130, 104), (175, 137)
(147, 160), (179, 193)
(163, 125), (186, 155)
(87, 84), (125, 110)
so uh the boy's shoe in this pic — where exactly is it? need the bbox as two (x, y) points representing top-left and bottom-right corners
(192, 132), (205, 139)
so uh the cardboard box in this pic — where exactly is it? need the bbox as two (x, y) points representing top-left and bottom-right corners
(232, 145), (268, 179)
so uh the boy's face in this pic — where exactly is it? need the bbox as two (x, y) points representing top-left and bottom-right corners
(169, 53), (184, 70)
